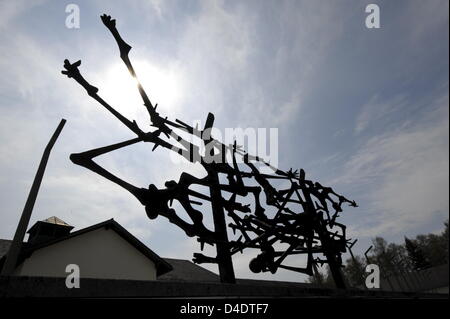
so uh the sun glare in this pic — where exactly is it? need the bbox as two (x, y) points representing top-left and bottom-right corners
(100, 60), (184, 126)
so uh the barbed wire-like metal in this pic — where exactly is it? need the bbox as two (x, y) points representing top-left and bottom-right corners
(62, 14), (357, 288)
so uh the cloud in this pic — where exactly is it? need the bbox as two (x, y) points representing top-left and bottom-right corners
(354, 94), (407, 135)
(337, 91), (449, 238)
(0, 0), (448, 285)
(0, 0), (47, 30)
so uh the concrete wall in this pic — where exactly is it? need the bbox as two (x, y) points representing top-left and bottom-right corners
(380, 264), (449, 293)
(0, 275), (447, 298)
(13, 228), (157, 281)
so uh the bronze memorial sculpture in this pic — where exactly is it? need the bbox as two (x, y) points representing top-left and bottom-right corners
(62, 14), (358, 289)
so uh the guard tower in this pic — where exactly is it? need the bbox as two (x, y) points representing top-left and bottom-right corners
(27, 217), (74, 245)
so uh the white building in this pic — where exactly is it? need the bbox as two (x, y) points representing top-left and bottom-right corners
(0, 217), (212, 281)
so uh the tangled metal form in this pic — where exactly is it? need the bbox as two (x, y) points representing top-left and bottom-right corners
(62, 14), (358, 288)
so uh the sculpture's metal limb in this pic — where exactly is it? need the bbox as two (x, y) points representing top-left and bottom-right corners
(70, 139), (218, 243)
(62, 59), (142, 136)
(192, 253), (217, 264)
(62, 57), (205, 165)
(273, 185), (295, 220)
(61, 59), (197, 161)
(278, 264), (313, 275)
(1, 119), (66, 276)
(158, 207), (215, 242)
(243, 155), (279, 207)
(100, 14), (157, 124)
(69, 137), (147, 203)
(100, 14), (189, 138)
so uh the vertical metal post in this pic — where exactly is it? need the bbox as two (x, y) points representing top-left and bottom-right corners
(323, 243), (347, 289)
(203, 112), (235, 283)
(209, 169), (236, 283)
(1, 119), (66, 276)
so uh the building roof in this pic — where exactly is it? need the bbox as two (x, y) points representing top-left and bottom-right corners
(0, 238), (333, 288)
(0, 237), (221, 282)
(159, 258), (219, 282)
(0, 219), (173, 277)
(42, 216), (72, 227)
(27, 216), (74, 236)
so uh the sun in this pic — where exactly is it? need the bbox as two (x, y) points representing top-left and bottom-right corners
(100, 60), (184, 126)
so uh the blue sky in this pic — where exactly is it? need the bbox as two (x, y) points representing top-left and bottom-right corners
(0, 0), (448, 282)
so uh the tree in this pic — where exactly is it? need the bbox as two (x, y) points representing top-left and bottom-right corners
(387, 242), (411, 272)
(443, 220), (449, 264)
(306, 265), (335, 288)
(413, 220), (449, 266)
(329, 220), (449, 290)
(343, 255), (366, 288)
(306, 269), (325, 286)
(404, 237), (431, 271)
(369, 237), (411, 276)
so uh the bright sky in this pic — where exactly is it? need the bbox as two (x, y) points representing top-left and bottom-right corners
(0, 0), (448, 282)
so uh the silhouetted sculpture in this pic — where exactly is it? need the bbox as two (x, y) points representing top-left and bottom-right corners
(62, 14), (357, 288)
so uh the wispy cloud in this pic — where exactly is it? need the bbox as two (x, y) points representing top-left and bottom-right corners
(336, 90), (449, 238)
(354, 94), (408, 135)
(0, 0), (47, 30)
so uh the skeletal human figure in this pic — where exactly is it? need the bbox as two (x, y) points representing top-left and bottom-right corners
(62, 14), (358, 288)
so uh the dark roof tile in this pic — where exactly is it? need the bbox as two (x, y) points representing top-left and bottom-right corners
(159, 258), (219, 282)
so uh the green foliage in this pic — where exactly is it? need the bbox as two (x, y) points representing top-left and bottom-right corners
(341, 220), (449, 285)
(306, 265), (336, 288)
(307, 220), (449, 287)
(306, 269), (325, 285)
(412, 221), (449, 266)
(367, 237), (411, 276)
(343, 255), (366, 288)
(444, 220), (449, 263)
(405, 237), (431, 270)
